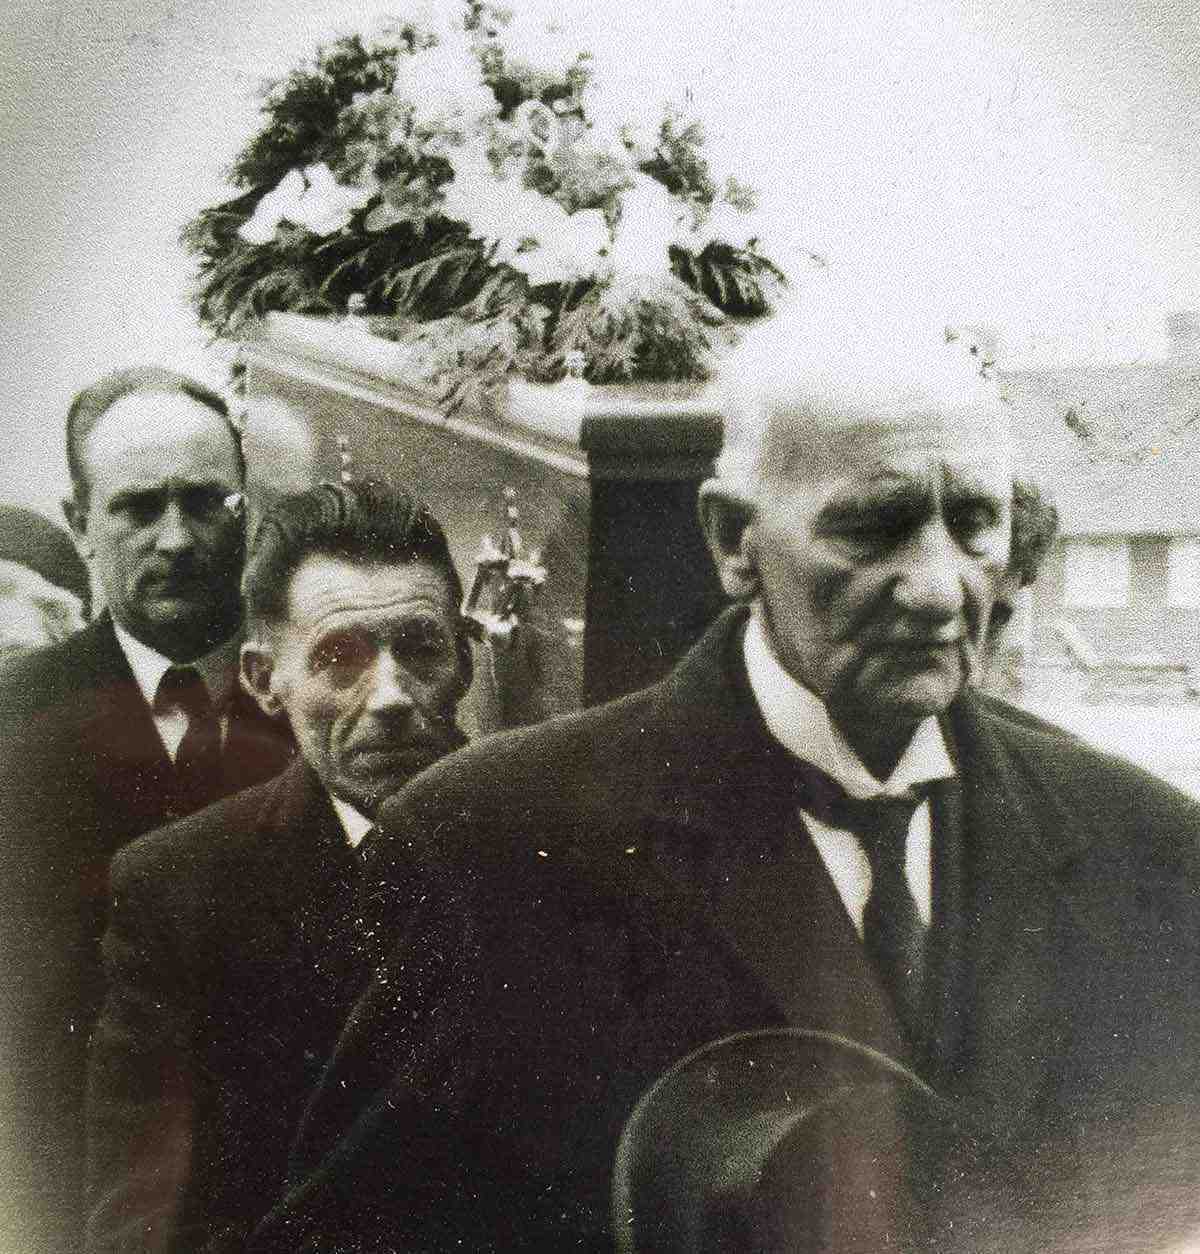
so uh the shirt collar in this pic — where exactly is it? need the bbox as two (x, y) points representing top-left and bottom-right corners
(743, 602), (955, 799)
(330, 795), (374, 849)
(113, 619), (240, 712)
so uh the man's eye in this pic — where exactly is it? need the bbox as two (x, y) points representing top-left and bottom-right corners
(312, 634), (372, 677)
(947, 502), (1000, 549)
(393, 624), (452, 664)
(112, 493), (163, 526)
(836, 504), (914, 549)
(179, 487), (228, 519)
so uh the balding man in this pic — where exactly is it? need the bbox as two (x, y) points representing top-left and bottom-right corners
(248, 305), (1200, 1253)
(0, 368), (292, 1254)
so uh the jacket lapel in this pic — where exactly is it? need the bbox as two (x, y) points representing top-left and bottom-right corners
(945, 695), (1089, 1136)
(283, 868), (478, 1187)
(240, 762), (357, 962)
(627, 607), (908, 1062)
(73, 616), (177, 826)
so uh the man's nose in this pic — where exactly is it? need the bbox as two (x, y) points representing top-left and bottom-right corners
(891, 521), (966, 622)
(153, 500), (195, 554)
(364, 653), (416, 717)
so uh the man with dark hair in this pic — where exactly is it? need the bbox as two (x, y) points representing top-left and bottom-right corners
(0, 367), (292, 1254)
(85, 481), (473, 1254)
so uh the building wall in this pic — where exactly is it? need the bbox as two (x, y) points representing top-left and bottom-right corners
(1031, 533), (1200, 670)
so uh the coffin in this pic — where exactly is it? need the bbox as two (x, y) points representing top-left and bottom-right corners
(239, 313), (726, 727)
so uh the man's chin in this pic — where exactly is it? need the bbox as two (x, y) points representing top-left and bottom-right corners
(856, 657), (967, 721)
(351, 747), (445, 793)
(140, 597), (209, 625)
(878, 676), (963, 720)
(127, 599), (240, 656)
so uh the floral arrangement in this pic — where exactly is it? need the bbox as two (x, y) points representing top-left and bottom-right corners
(182, 1), (785, 409)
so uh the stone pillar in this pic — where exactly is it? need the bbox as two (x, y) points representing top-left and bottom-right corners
(581, 398), (726, 706)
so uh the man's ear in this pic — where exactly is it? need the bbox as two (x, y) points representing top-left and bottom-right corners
(240, 641), (283, 717)
(63, 496), (93, 561)
(697, 479), (759, 600)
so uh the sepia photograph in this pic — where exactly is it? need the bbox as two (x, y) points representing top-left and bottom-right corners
(1, 0), (1199, 1250)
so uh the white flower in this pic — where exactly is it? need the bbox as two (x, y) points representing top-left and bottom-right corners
(237, 169), (305, 244)
(580, 81), (653, 164)
(238, 164), (373, 242)
(606, 174), (691, 279)
(507, 204), (609, 286)
(440, 152), (608, 287)
(541, 122), (633, 214)
(396, 32), (498, 133)
(439, 138), (500, 226)
(286, 163), (373, 236)
(554, 207), (610, 274)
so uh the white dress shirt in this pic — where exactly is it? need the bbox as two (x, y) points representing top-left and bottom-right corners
(742, 604), (955, 937)
(331, 796), (373, 849)
(113, 623), (239, 763)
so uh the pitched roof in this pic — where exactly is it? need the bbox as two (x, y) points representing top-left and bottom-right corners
(1000, 361), (1200, 536)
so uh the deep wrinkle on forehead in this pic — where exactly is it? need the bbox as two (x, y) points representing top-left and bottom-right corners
(85, 395), (241, 476)
(286, 559), (455, 638)
(820, 462), (1009, 514)
(760, 405), (1010, 497)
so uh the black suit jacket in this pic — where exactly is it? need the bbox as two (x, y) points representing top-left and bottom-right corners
(252, 608), (1200, 1253)
(0, 615), (293, 1254)
(85, 761), (375, 1254)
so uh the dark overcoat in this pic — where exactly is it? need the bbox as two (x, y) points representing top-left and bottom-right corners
(84, 760), (377, 1254)
(252, 608), (1200, 1253)
(0, 614), (293, 1254)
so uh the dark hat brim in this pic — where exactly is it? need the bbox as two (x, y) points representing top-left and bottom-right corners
(613, 1028), (968, 1254)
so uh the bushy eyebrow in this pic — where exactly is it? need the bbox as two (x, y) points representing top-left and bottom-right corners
(308, 611), (452, 654)
(107, 480), (229, 507)
(941, 464), (1008, 509)
(815, 473), (1007, 534)
(107, 487), (164, 511)
(815, 480), (933, 530)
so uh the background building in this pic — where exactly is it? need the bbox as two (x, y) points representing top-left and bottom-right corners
(1002, 311), (1200, 701)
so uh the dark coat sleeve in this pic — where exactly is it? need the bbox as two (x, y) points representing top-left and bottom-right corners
(0, 644), (108, 1254)
(84, 844), (199, 1254)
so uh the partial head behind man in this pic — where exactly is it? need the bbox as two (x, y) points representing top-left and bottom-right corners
(240, 480), (471, 819)
(699, 295), (1015, 777)
(63, 365), (246, 663)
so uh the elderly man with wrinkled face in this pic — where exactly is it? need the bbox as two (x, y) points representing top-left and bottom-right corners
(704, 349), (1013, 780)
(245, 300), (1200, 1254)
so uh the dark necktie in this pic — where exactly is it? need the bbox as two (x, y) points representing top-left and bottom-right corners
(796, 762), (929, 1046)
(155, 665), (223, 811)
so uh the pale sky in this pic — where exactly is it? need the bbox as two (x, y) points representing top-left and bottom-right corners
(1, 0), (1197, 514)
